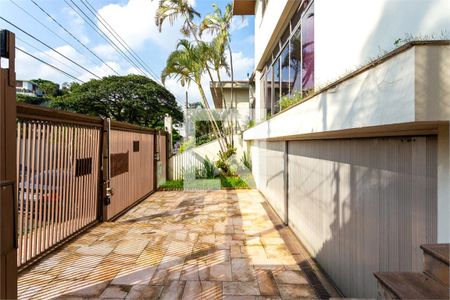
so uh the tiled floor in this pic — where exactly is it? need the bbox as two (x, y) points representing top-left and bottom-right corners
(18, 190), (339, 299)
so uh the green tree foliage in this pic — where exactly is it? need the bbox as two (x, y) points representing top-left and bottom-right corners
(31, 79), (62, 98)
(51, 75), (183, 129)
(16, 94), (50, 105)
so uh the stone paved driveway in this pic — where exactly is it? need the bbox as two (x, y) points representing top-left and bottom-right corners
(18, 190), (339, 299)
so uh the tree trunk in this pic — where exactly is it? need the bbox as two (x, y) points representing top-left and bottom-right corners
(197, 82), (227, 152)
(188, 21), (230, 148)
(228, 44), (235, 147)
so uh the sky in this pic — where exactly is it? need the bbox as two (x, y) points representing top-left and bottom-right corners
(0, 0), (255, 107)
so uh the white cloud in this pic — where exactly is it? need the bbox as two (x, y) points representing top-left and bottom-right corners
(65, 7), (90, 45)
(230, 17), (249, 32)
(96, 0), (186, 51)
(93, 44), (119, 60)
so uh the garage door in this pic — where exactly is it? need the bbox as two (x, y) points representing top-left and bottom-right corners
(288, 136), (437, 298)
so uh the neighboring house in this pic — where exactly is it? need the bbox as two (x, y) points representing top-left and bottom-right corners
(235, 0), (450, 298)
(210, 80), (255, 132)
(16, 80), (43, 97)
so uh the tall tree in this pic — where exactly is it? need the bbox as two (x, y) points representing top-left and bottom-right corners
(200, 4), (237, 143)
(51, 75), (183, 130)
(155, 0), (200, 37)
(154, 0), (234, 147)
(31, 79), (62, 98)
(161, 40), (227, 151)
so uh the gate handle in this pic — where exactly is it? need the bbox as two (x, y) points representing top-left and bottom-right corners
(0, 180), (17, 249)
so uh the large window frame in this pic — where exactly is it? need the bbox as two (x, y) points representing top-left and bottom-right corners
(260, 0), (314, 117)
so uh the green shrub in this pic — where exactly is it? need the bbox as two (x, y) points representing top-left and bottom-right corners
(195, 156), (216, 179)
(247, 119), (255, 129)
(179, 138), (195, 153)
(279, 92), (303, 111)
(16, 94), (50, 105)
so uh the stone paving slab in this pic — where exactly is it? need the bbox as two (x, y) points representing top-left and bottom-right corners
(18, 190), (339, 299)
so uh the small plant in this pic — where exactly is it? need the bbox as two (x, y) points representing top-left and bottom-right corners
(196, 156), (216, 179)
(279, 92), (303, 111)
(179, 138), (195, 153)
(216, 145), (237, 176)
(247, 119), (255, 129)
(241, 152), (252, 171)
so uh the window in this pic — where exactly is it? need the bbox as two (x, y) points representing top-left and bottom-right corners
(259, 0), (314, 116)
(290, 27), (302, 94)
(265, 67), (272, 116)
(302, 2), (314, 92)
(273, 58), (280, 114)
(281, 45), (290, 97)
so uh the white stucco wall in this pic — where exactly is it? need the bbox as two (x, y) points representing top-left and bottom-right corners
(245, 46), (417, 141)
(315, 0), (450, 87)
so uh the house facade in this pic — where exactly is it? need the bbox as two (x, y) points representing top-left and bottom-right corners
(235, 0), (450, 297)
(210, 80), (254, 132)
(15, 80), (43, 97)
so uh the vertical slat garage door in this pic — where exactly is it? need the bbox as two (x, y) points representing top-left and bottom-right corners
(287, 136), (437, 298)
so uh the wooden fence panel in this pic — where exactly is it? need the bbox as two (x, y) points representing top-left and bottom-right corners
(107, 130), (154, 220)
(16, 121), (100, 268)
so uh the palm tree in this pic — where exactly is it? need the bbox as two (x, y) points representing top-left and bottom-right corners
(155, 0), (233, 147)
(200, 4), (236, 140)
(161, 40), (227, 152)
(155, 0), (200, 37)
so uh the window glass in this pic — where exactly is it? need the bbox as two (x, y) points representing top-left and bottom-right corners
(301, 2), (314, 92)
(290, 27), (301, 94)
(281, 44), (290, 97)
(265, 67), (272, 116)
(273, 59), (280, 114)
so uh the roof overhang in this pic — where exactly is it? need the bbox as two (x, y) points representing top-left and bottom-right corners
(233, 0), (256, 15)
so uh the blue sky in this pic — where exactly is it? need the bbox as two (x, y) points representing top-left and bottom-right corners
(0, 0), (255, 105)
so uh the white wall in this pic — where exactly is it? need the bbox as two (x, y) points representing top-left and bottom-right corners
(315, 0), (450, 87)
(244, 47), (417, 141)
(437, 125), (450, 243)
(254, 0), (295, 69)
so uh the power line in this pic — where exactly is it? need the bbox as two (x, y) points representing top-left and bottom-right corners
(78, 0), (187, 107)
(16, 36), (82, 76)
(9, 0), (118, 77)
(66, 0), (187, 107)
(0, 16), (102, 80)
(29, 0), (119, 75)
(80, 0), (161, 83)
(16, 46), (85, 83)
(64, 0), (148, 78)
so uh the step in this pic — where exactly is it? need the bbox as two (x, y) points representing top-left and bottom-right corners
(421, 243), (449, 288)
(374, 272), (449, 299)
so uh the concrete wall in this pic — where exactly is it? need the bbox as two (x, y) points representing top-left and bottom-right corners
(244, 44), (450, 141)
(315, 0), (450, 87)
(245, 46), (417, 140)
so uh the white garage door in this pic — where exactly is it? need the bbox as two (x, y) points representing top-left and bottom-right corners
(288, 136), (437, 298)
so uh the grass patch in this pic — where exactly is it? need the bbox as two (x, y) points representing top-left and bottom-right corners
(159, 180), (183, 190)
(159, 176), (250, 190)
(220, 176), (250, 189)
